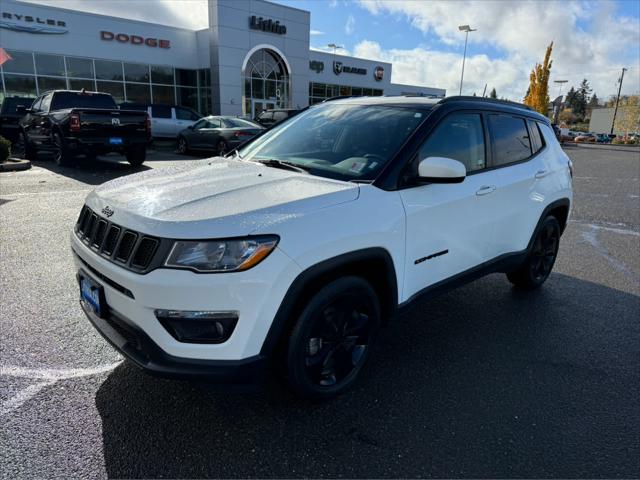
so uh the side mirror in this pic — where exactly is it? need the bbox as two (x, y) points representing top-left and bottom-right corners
(417, 156), (466, 183)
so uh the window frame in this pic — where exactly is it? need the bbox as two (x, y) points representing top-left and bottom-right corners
(400, 109), (490, 188)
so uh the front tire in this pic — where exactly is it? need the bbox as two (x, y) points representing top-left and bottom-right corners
(285, 276), (381, 400)
(507, 215), (561, 289)
(125, 146), (146, 167)
(18, 131), (37, 160)
(216, 139), (228, 156)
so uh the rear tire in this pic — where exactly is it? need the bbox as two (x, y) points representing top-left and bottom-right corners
(52, 132), (73, 166)
(126, 146), (146, 167)
(507, 215), (561, 290)
(177, 136), (189, 155)
(285, 276), (381, 400)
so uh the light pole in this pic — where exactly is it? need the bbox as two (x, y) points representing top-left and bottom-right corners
(458, 24), (476, 96)
(327, 43), (343, 56)
(554, 79), (568, 98)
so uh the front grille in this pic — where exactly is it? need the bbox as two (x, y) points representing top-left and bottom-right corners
(75, 205), (163, 272)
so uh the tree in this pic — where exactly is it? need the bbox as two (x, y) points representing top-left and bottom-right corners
(489, 88), (497, 99)
(573, 78), (592, 118)
(565, 86), (577, 110)
(524, 42), (553, 115)
(588, 92), (599, 108)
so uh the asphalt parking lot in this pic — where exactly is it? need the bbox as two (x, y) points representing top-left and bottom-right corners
(1, 144), (639, 478)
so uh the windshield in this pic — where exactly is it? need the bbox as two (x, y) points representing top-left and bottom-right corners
(238, 103), (428, 181)
(50, 92), (117, 111)
(224, 117), (262, 128)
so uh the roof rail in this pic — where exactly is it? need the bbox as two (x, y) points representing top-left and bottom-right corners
(437, 96), (533, 111)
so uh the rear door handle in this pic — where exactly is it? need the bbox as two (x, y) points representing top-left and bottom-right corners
(476, 185), (496, 196)
(535, 169), (550, 179)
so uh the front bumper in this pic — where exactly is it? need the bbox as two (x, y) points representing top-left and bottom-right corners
(71, 230), (300, 364)
(79, 296), (267, 385)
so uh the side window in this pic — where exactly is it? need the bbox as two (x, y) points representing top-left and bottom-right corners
(176, 107), (199, 121)
(31, 97), (43, 112)
(273, 111), (287, 121)
(488, 114), (532, 166)
(151, 105), (172, 119)
(193, 119), (207, 130)
(39, 93), (53, 112)
(418, 113), (486, 172)
(207, 118), (222, 128)
(259, 111), (272, 121)
(527, 120), (544, 154)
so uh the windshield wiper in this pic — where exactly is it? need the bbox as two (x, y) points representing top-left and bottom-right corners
(256, 159), (310, 174)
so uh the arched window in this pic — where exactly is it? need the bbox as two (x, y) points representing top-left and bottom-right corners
(242, 48), (289, 119)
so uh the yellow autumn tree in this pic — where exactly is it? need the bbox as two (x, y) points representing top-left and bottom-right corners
(524, 42), (553, 115)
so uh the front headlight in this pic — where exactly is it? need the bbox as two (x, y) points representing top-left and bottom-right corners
(165, 235), (279, 273)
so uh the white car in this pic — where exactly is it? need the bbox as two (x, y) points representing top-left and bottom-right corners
(121, 104), (202, 138)
(72, 96), (573, 399)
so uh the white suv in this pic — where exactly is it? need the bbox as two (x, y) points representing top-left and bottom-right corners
(72, 96), (573, 399)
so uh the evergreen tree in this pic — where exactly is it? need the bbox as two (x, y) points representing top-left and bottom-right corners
(489, 88), (497, 99)
(573, 78), (592, 118)
(565, 86), (577, 110)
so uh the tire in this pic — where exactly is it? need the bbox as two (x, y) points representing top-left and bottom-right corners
(507, 215), (561, 290)
(216, 139), (228, 156)
(18, 131), (37, 161)
(177, 136), (189, 155)
(285, 276), (381, 400)
(125, 146), (146, 167)
(52, 132), (73, 166)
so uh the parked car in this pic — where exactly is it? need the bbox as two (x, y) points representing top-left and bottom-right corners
(177, 116), (264, 155)
(0, 96), (35, 143)
(595, 133), (611, 143)
(120, 103), (202, 138)
(18, 90), (150, 166)
(254, 108), (302, 128)
(72, 96), (572, 399)
(574, 133), (596, 143)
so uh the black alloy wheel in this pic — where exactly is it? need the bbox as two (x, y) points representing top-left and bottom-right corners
(13, 132), (26, 158)
(286, 276), (381, 399)
(507, 215), (561, 289)
(177, 136), (189, 154)
(217, 139), (227, 156)
(52, 132), (72, 166)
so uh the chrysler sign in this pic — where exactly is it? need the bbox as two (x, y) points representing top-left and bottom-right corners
(0, 12), (67, 34)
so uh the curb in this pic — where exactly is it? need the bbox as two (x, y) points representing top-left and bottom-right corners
(0, 157), (32, 172)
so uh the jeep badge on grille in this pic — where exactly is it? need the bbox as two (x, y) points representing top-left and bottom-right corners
(102, 206), (114, 217)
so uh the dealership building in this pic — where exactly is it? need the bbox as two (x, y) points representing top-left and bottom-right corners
(0, 0), (445, 118)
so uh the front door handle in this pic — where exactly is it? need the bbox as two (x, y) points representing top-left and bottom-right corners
(476, 185), (496, 196)
(535, 169), (550, 179)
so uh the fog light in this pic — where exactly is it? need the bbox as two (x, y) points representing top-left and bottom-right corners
(154, 310), (238, 344)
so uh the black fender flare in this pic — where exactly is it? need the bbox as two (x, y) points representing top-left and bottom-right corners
(526, 198), (571, 253)
(259, 247), (398, 357)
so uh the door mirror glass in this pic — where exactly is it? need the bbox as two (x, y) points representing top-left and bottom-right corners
(418, 157), (466, 183)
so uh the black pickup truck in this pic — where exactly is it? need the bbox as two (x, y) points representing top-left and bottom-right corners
(1, 96), (35, 143)
(18, 90), (150, 167)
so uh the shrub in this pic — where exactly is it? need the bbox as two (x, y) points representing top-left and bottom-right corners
(0, 136), (10, 162)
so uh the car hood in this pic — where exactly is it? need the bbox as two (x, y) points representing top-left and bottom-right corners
(85, 158), (359, 238)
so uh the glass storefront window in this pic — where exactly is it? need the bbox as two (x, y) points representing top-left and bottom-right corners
(151, 84), (175, 104)
(38, 76), (67, 93)
(351, 87), (363, 96)
(3, 50), (35, 74)
(96, 81), (124, 103)
(177, 86), (198, 110)
(3, 74), (37, 97)
(312, 83), (325, 97)
(69, 79), (96, 91)
(35, 54), (65, 77)
(66, 57), (94, 79)
(265, 80), (277, 100)
(125, 83), (151, 103)
(176, 69), (197, 86)
(95, 60), (123, 81)
(340, 85), (351, 96)
(151, 65), (173, 84)
(124, 63), (150, 83)
(251, 78), (264, 99)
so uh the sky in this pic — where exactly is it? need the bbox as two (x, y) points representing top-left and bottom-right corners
(21, 0), (640, 101)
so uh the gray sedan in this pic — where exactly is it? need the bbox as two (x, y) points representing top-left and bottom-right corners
(177, 116), (264, 155)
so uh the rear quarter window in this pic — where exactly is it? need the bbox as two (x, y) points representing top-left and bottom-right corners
(151, 105), (172, 118)
(488, 114), (532, 166)
(527, 120), (544, 153)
